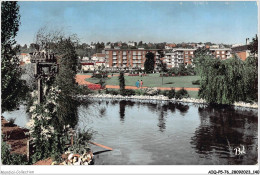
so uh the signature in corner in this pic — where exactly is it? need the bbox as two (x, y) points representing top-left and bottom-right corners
(234, 145), (246, 155)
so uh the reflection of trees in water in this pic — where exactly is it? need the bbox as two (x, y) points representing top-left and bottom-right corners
(190, 105), (258, 164)
(175, 103), (189, 115)
(119, 100), (127, 122)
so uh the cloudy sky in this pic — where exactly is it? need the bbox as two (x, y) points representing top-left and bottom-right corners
(16, 1), (258, 45)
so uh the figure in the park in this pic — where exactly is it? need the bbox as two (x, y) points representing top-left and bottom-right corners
(140, 80), (143, 88)
(135, 80), (140, 88)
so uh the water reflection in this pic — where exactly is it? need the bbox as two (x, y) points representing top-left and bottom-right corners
(119, 101), (126, 122)
(190, 106), (258, 165)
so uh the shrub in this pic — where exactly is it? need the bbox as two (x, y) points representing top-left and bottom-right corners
(1, 136), (29, 165)
(192, 80), (200, 85)
(121, 89), (135, 96)
(77, 85), (92, 95)
(175, 88), (189, 99)
(167, 88), (176, 99)
(135, 89), (145, 95)
(162, 90), (168, 96)
(108, 89), (119, 95)
(99, 78), (106, 89)
(91, 73), (108, 78)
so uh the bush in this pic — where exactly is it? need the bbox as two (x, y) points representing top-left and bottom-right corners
(167, 88), (176, 99)
(91, 73), (108, 78)
(77, 85), (92, 95)
(175, 88), (189, 99)
(121, 89), (135, 96)
(135, 89), (146, 96)
(106, 89), (119, 95)
(192, 80), (200, 85)
(1, 137), (29, 165)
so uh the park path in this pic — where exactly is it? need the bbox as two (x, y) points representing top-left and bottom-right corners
(75, 74), (199, 91)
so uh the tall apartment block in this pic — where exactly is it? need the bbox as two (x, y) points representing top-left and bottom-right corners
(104, 49), (162, 70)
(104, 48), (232, 69)
(165, 48), (231, 68)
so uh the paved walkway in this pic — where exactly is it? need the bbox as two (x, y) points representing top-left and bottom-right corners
(75, 74), (199, 91)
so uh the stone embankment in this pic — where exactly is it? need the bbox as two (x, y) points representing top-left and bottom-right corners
(76, 94), (258, 109)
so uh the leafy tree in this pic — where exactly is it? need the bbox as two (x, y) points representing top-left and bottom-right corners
(1, 1), (28, 112)
(244, 56), (258, 102)
(186, 64), (195, 75)
(118, 71), (125, 94)
(248, 34), (258, 55)
(197, 56), (248, 104)
(194, 47), (210, 57)
(144, 52), (155, 73)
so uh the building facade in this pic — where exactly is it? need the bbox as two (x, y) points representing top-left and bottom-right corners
(103, 47), (232, 70)
(104, 49), (162, 70)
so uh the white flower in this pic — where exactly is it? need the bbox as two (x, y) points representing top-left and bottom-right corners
(29, 106), (36, 112)
(49, 126), (55, 133)
(26, 119), (35, 128)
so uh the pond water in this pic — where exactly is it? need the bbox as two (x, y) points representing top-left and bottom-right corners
(3, 99), (258, 165)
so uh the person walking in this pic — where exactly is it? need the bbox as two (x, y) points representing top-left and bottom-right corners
(135, 80), (139, 88)
(140, 80), (143, 88)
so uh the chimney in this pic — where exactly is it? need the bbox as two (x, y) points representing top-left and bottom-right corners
(246, 38), (249, 45)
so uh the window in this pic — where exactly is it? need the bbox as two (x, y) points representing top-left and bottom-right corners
(217, 51), (220, 54)
(222, 55), (225, 58)
(185, 51), (188, 54)
(190, 51), (193, 54)
(222, 51), (225, 54)
(185, 55), (188, 58)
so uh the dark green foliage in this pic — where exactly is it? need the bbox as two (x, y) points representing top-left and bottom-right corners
(248, 34), (258, 55)
(99, 78), (106, 89)
(243, 56), (258, 102)
(175, 88), (189, 99)
(119, 71), (125, 92)
(196, 55), (257, 104)
(106, 89), (119, 95)
(1, 1), (28, 112)
(144, 52), (155, 73)
(1, 137), (29, 165)
(122, 89), (135, 96)
(194, 47), (210, 57)
(167, 88), (176, 99)
(192, 80), (200, 85)
(178, 64), (188, 75)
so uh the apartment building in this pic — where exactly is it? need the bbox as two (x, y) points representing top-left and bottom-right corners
(210, 48), (232, 60)
(104, 49), (162, 70)
(164, 48), (196, 68)
(164, 48), (231, 68)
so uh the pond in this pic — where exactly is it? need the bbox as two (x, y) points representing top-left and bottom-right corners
(3, 99), (258, 165)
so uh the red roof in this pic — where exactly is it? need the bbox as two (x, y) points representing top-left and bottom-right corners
(96, 62), (105, 63)
(21, 53), (28, 56)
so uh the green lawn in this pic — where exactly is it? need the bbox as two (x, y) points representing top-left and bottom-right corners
(87, 73), (200, 88)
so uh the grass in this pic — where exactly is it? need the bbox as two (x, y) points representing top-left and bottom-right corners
(87, 73), (200, 88)
(188, 91), (199, 99)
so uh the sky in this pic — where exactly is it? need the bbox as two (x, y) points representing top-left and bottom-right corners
(15, 1), (258, 45)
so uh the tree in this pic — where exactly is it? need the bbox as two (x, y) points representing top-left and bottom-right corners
(157, 50), (167, 85)
(118, 71), (125, 94)
(144, 52), (155, 73)
(1, 1), (27, 112)
(194, 47), (210, 57)
(197, 56), (248, 105)
(186, 64), (195, 75)
(248, 34), (258, 55)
